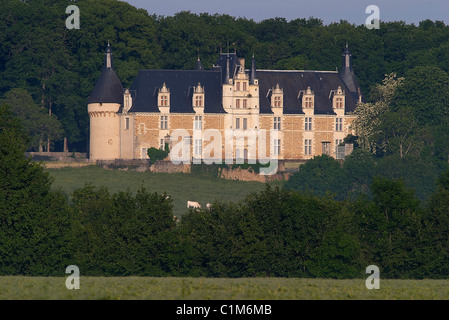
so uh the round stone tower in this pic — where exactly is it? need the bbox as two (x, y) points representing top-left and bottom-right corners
(87, 42), (123, 161)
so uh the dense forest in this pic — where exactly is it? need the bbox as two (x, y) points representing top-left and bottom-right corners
(2, 0), (449, 153)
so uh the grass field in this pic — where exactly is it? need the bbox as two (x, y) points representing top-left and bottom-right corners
(1, 277), (448, 300)
(46, 165), (280, 217)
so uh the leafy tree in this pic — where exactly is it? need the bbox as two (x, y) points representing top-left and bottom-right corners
(372, 107), (429, 159)
(392, 66), (449, 127)
(418, 167), (449, 278)
(2, 88), (63, 151)
(341, 148), (375, 197)
(180, 186), (362, 278)
(284, 155), (347, 200)
(351, 73), (404, 153)
(71, 184), (179, 276)
(354, 176), (423, 278)
(0, 104), (71, 275)
(147, 144), (169, 165)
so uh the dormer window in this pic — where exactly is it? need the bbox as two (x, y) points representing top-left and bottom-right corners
(193, 82), (205, 110)
(331, 86), (345, 110)
(302, 86), (314, 109)
(271, 83), (284, 108)
(158, 82), (170, 108)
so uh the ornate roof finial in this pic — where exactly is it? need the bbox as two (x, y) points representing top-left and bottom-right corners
(105, 41), (113, 69)
(194, 50), (204, 70)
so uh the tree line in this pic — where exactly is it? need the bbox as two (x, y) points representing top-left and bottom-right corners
(2, 0), (449, 152)
(1, 104), (448, 279)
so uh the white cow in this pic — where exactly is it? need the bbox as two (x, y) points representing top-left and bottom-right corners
(187, 201), (201, 209)
(206, 203), (212, 210)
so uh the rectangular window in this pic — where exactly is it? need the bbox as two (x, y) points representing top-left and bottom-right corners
(274, 96), (282, 107)
(243, 82), (247, 91)
(274, 117), (281, 130)
(305, 97), (313, 108)
(335, 139), (343, 146)
(336, 118), (343, 131)
(195, 95), (203, 107)
(322, 142), (331, 155)
(194, 139), (202, 156)
(273, 139), (281, 156)
(305, 117), (312, 131)
(243, 99), (247, 109)
(236, 99), (240, 108)
(194, 115), (202, 130)
(236, 82), (240, 91)
(243, 118), (247, 130)
(160, 139), (165, 150)
(304, 139), (312, 155)
(160, 95), (168, 106)
(125, 117), (129, 130)
(160, 115), (168, 129)
(336, 97), (343, 108)
(235, 118), (240, 130)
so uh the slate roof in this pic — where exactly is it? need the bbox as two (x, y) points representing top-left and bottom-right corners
(340, 67), (361, 103)
(214, 53), (241, 83)
(128, 69), (225, 113)
(257, 70), (358, 115)
(124, 50), (360, 115)
(87, 67), (124, 104)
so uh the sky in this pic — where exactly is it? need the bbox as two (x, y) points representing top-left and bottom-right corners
(123, 0), (449, 25)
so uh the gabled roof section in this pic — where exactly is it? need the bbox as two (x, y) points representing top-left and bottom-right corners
(128, 69), (225, 113)
(87, 67), (124, 104)
(257, 70), (358, 114)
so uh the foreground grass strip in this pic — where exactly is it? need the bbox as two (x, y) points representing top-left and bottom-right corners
(1, 277), (449, 300)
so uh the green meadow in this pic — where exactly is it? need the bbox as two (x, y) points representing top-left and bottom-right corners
(1, 277), (448, 300)
(45, 165), (279, 217)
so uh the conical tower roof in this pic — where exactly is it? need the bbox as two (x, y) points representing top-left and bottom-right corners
(87, 43), (123, 104)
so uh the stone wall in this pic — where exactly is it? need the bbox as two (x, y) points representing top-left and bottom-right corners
(149, 160), (191, 174)
(218, 166), (290, 183)
(96, 159), (150, 171)
(25, 152), (87, 162)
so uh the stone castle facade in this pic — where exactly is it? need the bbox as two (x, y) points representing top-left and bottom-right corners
(87, 43), (362, 163)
